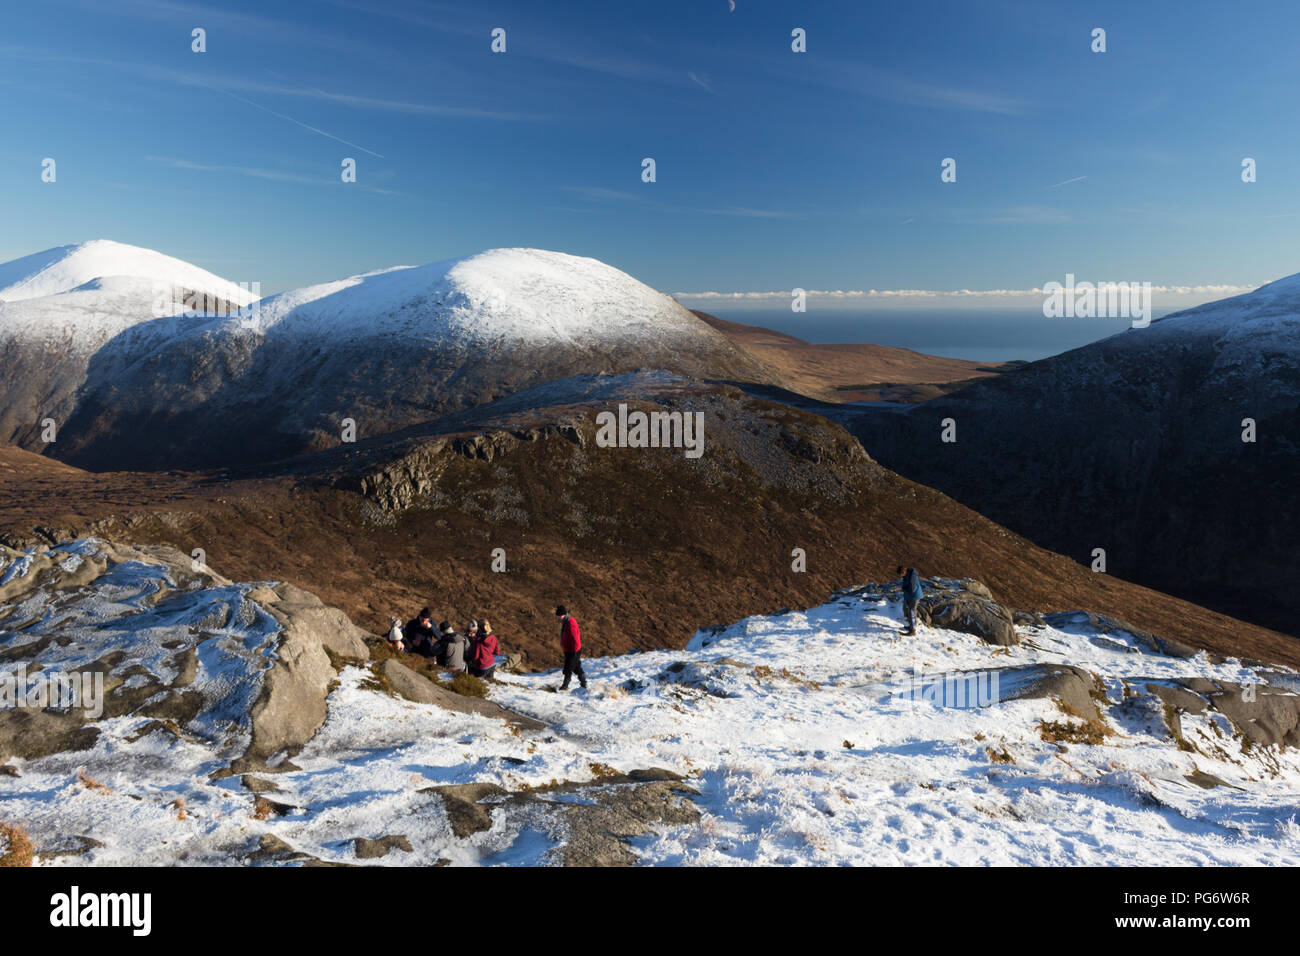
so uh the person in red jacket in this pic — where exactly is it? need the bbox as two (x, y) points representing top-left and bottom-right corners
(468, 619), (499, 679)
(556, 605), (586, 690)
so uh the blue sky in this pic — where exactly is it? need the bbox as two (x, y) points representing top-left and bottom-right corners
(3, 0), (1299, 302)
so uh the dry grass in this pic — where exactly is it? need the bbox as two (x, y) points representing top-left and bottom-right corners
(0, 823), (34, 867)
(444, 672), (487, 698)
(1038, 717), (1113, 746)
(986, 746), (1016, 764)
(1162, 704), (1199, 753)
(751, 665), (822, 689)
(77, 769), (111, 793)
(4, 427), (1295, 678)
(1089, 673), (1113, 708)
(359, 662), (396, 697)
(252, 797), (274, 821)
(172, 797), (187, 821)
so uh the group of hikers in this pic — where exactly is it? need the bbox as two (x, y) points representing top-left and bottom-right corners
(386, 604), (587, 689)
(383, 573), (921, 687)
(388, 609), (502, 678)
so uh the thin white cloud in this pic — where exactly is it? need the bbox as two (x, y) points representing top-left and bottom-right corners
(0, 48), (537, 126)
(950, 206), (1071, 225)
(560, 186), (644, 202)
(50, 0), (390, 60)
(695, 206), (791, 219)
(689, 71), (714, 93)
(1046, 176), (1087, 188)
(148, 156), (403, 195)
(219, 79), (539, 121)
(673, 284), (1259, 300)
(803, 57), (1034, 116)
(560, 185), (792, 219)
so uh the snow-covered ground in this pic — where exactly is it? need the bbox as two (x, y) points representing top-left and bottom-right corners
(4, 544), (1299, 867)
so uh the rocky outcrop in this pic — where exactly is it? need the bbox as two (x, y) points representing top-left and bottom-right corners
(354, 835), (412, 859)
(917, 578), (1018, 646)
(263, 583), (370, 662)
(1044, 611), (1198, 658)
(349, 424), (584, 512)
(378, 659), (545, 731)
(0, 538), (374, 770)
(326, 375), (879, 521)
(1146, 678), (1300, 749)
(1001, 663), (1102, 720)
(421, 782), (509, 838)
(420, 769), (700, 865)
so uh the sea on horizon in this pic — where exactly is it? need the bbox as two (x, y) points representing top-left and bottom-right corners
(697, 307), (1174, 364)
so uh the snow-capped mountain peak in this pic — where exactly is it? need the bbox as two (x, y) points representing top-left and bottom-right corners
(248, 247), (712, 346)
(0, 239), (255, 305)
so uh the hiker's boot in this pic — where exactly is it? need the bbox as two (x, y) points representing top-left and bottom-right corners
(579, 679), (588, 690)
(559, 680), (571, 691)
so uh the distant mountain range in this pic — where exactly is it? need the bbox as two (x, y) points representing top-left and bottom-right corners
(0, 241), (775, 470)
(1, 238), (1294, 643)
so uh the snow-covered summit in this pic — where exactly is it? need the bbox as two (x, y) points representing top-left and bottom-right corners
(246, 247), (710, 345)
(1138, 270), (1300, 343)
(0, 239), (255, 305)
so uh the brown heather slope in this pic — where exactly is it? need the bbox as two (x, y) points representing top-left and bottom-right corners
(1, 384), (1294, 673)
(692, 310), (1016, 403)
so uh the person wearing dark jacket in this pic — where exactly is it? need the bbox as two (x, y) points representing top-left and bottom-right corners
(404, 608), (438, 657)
(436, 621), (469, 671)
(556, 605), (586, 690)
(469, 619), (499, 679)
(898, 566), (923, 635)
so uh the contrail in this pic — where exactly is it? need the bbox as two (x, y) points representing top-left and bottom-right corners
(210, 85), (386, 158)
(1046, 175), (1086, 188)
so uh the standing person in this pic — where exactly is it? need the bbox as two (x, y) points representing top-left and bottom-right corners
(437, 621), (469, 672)
(404, 608), (437, 657)
(898, 566), (924, 635)
(556, 605), (586, 690)
(469, 619), (499, 680)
